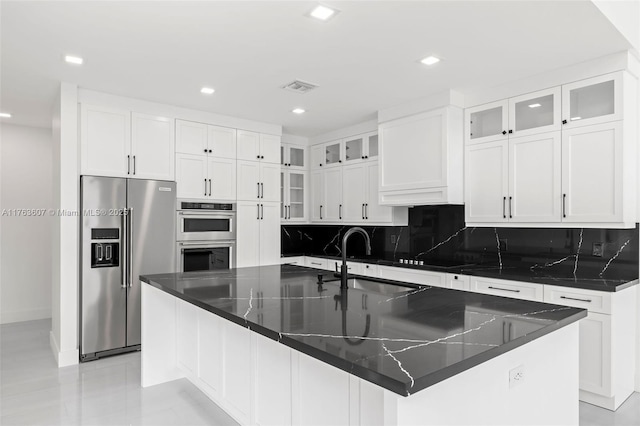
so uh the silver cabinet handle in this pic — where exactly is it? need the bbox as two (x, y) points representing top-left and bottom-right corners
(127, 207), (133, 287)
(560, 295), (592, 303)
(257, 182), (260, 199)
(509, 196), (512, 219)
(133, 155), (136, 175)
(488, 286), (520, 293)
(127, 155), (131, 175)
(208, 179), (212, 197)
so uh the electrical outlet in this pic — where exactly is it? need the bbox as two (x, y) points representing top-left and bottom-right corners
(499, 238), (508, 251)
(391, 235), (396, 244)
(592, 242), (604, 257)
(509, 365), (525, 389)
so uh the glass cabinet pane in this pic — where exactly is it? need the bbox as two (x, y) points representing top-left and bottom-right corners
(289, 147), (304, 167)
(289, 173), (304, 219)
(514, 94), (554, 131)
(345, 137), (363, 162)
(470, 106), (503, 140)
(280, 146), (285, 165)
(368, 134), (378, 158)
(569, 80), (614, 123)
(325, 142), (341, 164)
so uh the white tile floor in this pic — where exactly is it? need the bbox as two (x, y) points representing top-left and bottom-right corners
(1, 319), (639, 426)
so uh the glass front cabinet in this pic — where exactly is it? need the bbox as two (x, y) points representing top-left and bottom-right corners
(281, 170), (307, 222)
(561, 73), (622, 128)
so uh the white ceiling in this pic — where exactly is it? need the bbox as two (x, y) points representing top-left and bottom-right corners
(0, 1), (631, 137)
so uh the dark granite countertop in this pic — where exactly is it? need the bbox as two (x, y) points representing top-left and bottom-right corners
(141, 264), (586, 396)
(282, 254), (639, 292)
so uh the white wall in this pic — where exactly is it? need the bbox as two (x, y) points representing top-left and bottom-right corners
(0, 123), (53, 323)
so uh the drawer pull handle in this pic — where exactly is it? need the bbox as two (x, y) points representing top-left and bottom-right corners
(311, 262), (321, 265)
(560, 296), (592, 303)
(488, 286), (520, 293)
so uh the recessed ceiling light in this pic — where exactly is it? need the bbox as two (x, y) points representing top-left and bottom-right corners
(292, 108), (305, 114)
(309, 4), (338, 21)
(64, 55), (83, 65)
(528, 103), (542, 108)
(0, 112), (12, 118)
(200, 87), (215, 95)
(571, 116), (582, 121)
(420, 56), (440, 66)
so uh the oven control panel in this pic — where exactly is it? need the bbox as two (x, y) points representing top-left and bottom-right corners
(180, 202), (234, 211)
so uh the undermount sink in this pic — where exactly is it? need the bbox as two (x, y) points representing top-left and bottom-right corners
(322, 277), (415, 295)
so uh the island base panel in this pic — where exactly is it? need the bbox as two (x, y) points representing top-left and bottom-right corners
(142, 282), (580, 426)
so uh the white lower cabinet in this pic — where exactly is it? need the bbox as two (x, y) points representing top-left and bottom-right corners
(469, 276), (543, 302)
(198, 310), (223, 399)
(222, 321), (252, 424)
(378, 266), (446, 287)
(237, 202), (281, 268)
(446, 273), (470, 291)
(176, 153), (236, 201)
(304, 257), (331, 271)
(254, 334), (292, 426)
(544, 284), (636, 410)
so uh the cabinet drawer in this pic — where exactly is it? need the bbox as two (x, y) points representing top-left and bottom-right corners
(446, 273), (470, 291)
(470, 277), (543, 302)
(304, 257), (329, 270)
(544, 285), (611, 315)
(378, 266), (446, 287)
(281, 256), (303, 266)
(361, 263), (378, 278)
(328, 260), (361, 275)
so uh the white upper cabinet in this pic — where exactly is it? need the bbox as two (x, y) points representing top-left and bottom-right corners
(131, 113), (174, 180)
(561, 73), (622, 129)
(379, 107), (464, 206)
(465, 100), (508, 145)
(237, 131), (280, 163)
(81, 104), (131, 177)
(324, 140), (344, 168)
(81, 104), (174, 180)
(208, 125), (237, 159)
(508, 87), (561, 138)
(464, 71), (636, 228)
(323, 168), (343, 221)
(281, 144), (306, 169)
(237, 160), (280, 202)
(342, 164), (367, 221)
(176, 120), (208, 155)
(561, 122), (623, 222)
(281, 170), (307, 222)
(176, 154), (235, 201)
(310, 170), (324, 221)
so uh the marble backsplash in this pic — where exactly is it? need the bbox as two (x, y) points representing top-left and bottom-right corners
(282, 205), (639, 280)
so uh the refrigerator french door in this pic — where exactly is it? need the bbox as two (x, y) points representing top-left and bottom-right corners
(80, 176), (176, 361)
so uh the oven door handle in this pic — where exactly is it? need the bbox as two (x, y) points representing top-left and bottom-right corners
(178, 241), (236, 246)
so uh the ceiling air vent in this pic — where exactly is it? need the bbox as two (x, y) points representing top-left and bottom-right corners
(282, 80), (318, 94)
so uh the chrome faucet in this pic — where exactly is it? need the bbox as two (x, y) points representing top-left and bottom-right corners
(341, 227), (371, 290)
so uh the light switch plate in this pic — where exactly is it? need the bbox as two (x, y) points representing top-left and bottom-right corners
(592, 242), (604, 257)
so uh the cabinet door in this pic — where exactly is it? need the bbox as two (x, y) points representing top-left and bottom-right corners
(260, 163), (281, 202)
(579, 312), (612, 396)
(237, 130), (260, 161)
(562, 73), (622, 128)
(344, 135), (365, 164)
(198, 311), (223, 399)
(176, 300), (198, 376)
(259, 134), (281, 164)
(176, 120), (207, 155)
(446, 274), (470, 291)
(508, 132), (561, 222)
(465, 100), (508, 145)
(324, 140), (343, 167)
(465, 141), (509, 223)
(236, 160), (261, 201)
(287, 171), (307, 221)
(176, 153), (208, 200)
(561, 122), (622, 222)
(131, 113), (174, 180)
(508, 87), (561, 138)
(259, 202), (281, 266)
(208, 157), (236, 201)
(208, 125), (236, 159)
(365, 133), (379, 160)
(379, 109), (446, 191)
(342, 164), (366, 222)
(236, 202), (261, 267)
(288, 145), (305, 168)
(81, 104), (130, 177)
(310, 170), (324, 221)
(221, 321), (252, 425)
(365, 162), (393, 222)
(254, 334), (292, 426)
(323, 168), (343, 221)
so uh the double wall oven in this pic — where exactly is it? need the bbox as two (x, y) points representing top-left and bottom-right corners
(176, 201), (236, 272)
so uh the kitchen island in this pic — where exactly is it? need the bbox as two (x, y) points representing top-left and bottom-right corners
(141, 265), (586, 426)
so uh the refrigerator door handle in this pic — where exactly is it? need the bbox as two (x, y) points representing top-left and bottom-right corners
(127, 207), (134, 287)
(121, 210), (127, 288)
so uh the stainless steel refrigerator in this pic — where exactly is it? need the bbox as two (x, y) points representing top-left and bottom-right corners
(80, 176), (176, 361)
